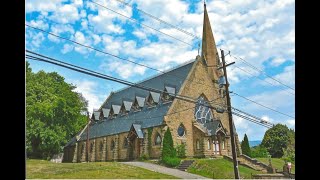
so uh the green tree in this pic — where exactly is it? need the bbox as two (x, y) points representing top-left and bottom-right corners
(161, 128), (176, 158)
(26, 61), (88, 159)
(251, 146), (269, 158)
(261, 124), (295, 158)
(161, 128), (180, 167)
(241, 134), (251, 157)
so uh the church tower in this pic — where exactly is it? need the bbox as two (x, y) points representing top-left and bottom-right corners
(201, 2), (223, 82)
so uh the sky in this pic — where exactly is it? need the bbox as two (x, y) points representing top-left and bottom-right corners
(25, 0), (295, 141)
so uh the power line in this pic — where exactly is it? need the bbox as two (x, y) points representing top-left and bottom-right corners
(26, 51), (275, 128)
(25, 24), (225, 93)
(26, 51), (207, 107)
(226, 52), (295, 91)
(89, 0), (193, 47)
(230, 63), (295, 96)
(110, 0), (199, 39)
(231, 92), (295, 119)
(232, 111), (273, 128)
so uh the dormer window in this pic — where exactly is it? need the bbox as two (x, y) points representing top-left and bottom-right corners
(110, 105), (121, 118)
(132, 96), (145, 112)
(147, 92), (160, 107)
(93, 111), (101, 121)
(102, 108), (110, 119)
(120, 101), (132, 116)
(108, 108), (115, 119)
(162, 86), (175, 102)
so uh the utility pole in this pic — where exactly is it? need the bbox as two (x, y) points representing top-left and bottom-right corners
(220, 49), (240, 179)
(86, 112), (90, 162)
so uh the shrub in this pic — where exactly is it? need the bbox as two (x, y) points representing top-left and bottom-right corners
(176, 143), (186, 158)
(251, 145), (269, 158)
(138, 154), (149, 161)
(162, 157), (181, 167)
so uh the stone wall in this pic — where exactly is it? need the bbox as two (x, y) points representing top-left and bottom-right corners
(63, 126), (165, 162)
(149, 126), (164, 158)
(164, 57), (240, 157)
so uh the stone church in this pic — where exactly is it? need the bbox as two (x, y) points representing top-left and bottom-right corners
(63, 3), (241, 163)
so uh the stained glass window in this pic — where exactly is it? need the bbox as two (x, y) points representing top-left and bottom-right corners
(195, 96), (214, 124)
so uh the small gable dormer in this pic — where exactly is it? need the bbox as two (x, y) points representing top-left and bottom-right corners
(112, 104), (121, 118)
(102, 108), (110, 119)
(132, 96), (145, 112)
(162, 86), (175, 102)
(93, 111), (101, 121)
(147, 92), (160, 107)
(120, 101), (132, 116)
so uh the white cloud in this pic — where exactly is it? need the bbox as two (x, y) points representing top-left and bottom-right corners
(26, 0), (65, 13)
(49, 4), (80, 23)
(242, 89), (295, 115)
(100, 60), (147, 79)
(31, 32), (45, 48)
(261, 115), (274, 123)
(73, 31), (92, 54)
(87, 0), (132, 34)
(286, 119), (295, 129)
(72, 80), (103, 112)
(49, 24), (75, 43)
(262, 65), (295, 87)
(28, 19), (49, 30)
(61, 44), (74, 54)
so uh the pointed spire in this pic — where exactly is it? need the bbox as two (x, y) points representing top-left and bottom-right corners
(201, 2), (220, 81)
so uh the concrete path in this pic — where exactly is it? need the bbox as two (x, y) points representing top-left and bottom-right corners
(120, 161), (209, 179)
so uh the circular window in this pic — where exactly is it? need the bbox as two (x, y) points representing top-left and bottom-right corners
(177, 125), (185, 137)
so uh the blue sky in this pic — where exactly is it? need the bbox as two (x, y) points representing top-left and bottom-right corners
(26, 0), (295, 141)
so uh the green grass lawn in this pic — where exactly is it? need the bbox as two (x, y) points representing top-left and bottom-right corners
(256, 158), (295, 173)
(187, 158), (263, 179)
(26, 159), (178, 179)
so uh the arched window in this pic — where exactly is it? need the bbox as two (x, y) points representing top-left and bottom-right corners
(196, 139), (200, 150)
(177, 124), (186, 137)
(111, 140), (115, 150)
(155, 133), (162, 145)
(207, 139), (211, 150)
(90, 142), (94, 153)
(80, 145), (84, 155)
(222, 140), (225, 150)
(123, 137), (128, 148)
(99, 142), (103, 152)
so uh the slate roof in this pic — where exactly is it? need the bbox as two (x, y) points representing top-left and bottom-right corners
(204, 120), (225, 136)
(65, 60), (195, 147)
(101, 60), (195, 109)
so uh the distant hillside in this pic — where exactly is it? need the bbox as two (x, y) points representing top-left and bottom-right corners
(249, 140), (262, 147)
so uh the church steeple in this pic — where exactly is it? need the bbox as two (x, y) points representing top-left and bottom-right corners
(201, 2), (220, 81)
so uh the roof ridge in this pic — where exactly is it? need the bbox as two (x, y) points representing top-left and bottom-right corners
(113, 59), (195, 94)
